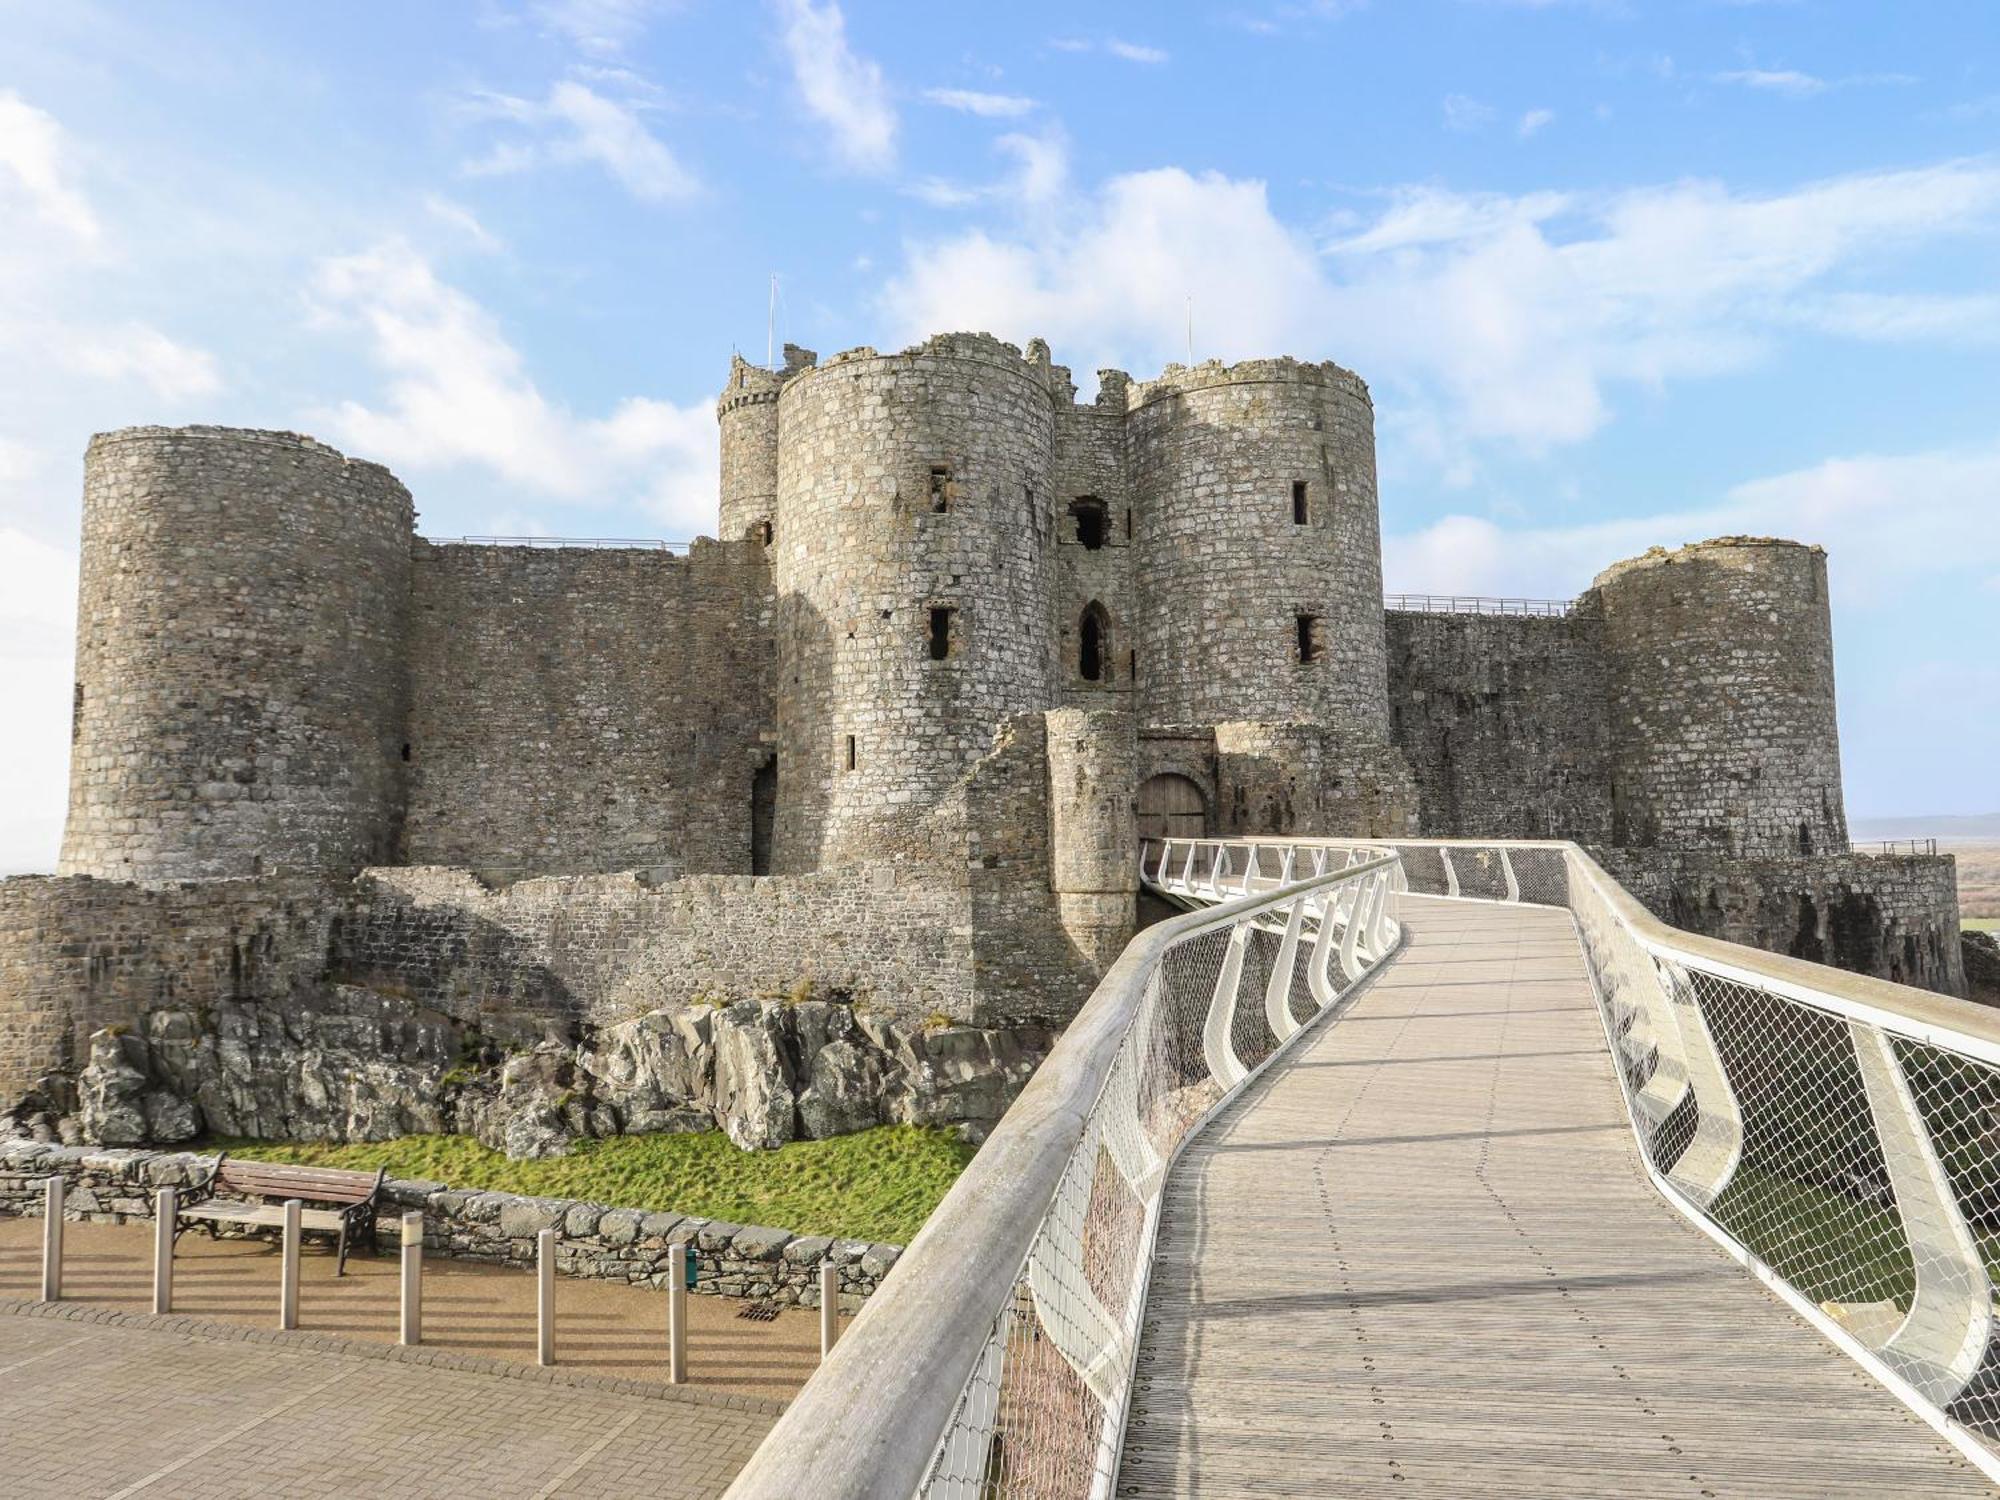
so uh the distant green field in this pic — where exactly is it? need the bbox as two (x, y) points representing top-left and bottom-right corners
(204, 1125), (975, 1245)
(1966, 916), (2000, 933)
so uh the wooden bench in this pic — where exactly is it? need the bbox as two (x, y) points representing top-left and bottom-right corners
(175, 1155), (386, 1276)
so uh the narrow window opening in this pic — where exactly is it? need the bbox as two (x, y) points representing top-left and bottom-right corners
(1079, 602), (1109, 682)
(71, 681), (84, 742)
(845, 734), (858, 771)
(928, 606), (955, 660)
(1127, 648), (1138, 681)
(1070, 497), (1106, 550)
(929, 465), (952, 513)
(751, 759), (777, 875)
(1296, 613), (1323, 664)
(400, 743), (411, 763)
(1291, 480), (1310, 525)
(759, 519), (773, 546)
(1124, 506), (1133, 540)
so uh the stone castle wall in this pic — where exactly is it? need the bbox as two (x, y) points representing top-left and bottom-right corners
(1602, 848), (1965, 996)
(1594, 538), (1847, 857)
(771, 335), (1062, 872)
(61, 428), (414, 882)
(1385, 609), (1614, 842)
(1126, 360), (1391, 740)
(402, 539), (772, 877)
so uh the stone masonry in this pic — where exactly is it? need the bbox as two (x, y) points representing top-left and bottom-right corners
(0, 332), (1974, 1167)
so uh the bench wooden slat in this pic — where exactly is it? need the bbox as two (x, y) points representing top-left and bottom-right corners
(180, 1203), (349, 1231)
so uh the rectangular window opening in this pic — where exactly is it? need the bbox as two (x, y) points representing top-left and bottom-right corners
(928, 606), (955, 660)
(929, 465), (952, 513)
(1291, 480), (1310, 525)
(1296, 612), (1322, 664)
(1070, 496), (1107, 550)
(845, 734), (857, 771)
(1124, 506), (1133, 540)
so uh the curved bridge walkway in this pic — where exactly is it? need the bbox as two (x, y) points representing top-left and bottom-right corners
(1117, 895), (1994, 1499)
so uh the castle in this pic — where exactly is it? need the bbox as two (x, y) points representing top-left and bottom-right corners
(0, 333), (1965, 1154)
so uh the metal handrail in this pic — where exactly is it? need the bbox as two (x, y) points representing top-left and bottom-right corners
(424, 535), (694, 552)
(724, 846), (1402, 1499)
(1384, 592), (1579, 617)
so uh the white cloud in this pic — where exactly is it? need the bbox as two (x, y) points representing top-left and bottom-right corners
(0, 525), (78, 875)
(308, 240), (716, 531)
(424, 194), (502, 253)
(0, 90), (99, 247)
(1383, 441), (2000, 613)
(774, 0), (897, 173)
(922, 88), (1037, 118)
(1106, 39), (1169, 64)
(879, 157), (2000, 457)
(531, 0), (659, 57)
(1715, 68), (1827, 97)
(63, 323), (223, 400)
(906, 126), (1068, 212)
(1518, 107), (1555, 138)
(462, 81), (698, 201)
(1785, 290), (2000, 345)
(1443, 94), (1497, 131)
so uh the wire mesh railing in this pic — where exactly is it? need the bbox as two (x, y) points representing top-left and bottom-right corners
(724, 843), (1404, 1500)
(1266, 833), (2000, 1481)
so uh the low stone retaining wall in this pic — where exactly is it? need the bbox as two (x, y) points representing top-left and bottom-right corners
(0, 1141), (900, 1309)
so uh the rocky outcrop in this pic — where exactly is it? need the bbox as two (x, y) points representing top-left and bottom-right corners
(1967, 930), (2000, 1006)
(23, 986), (1049, 1158)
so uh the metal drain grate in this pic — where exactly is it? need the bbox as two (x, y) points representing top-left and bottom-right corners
(736, 1302), (781, 1321)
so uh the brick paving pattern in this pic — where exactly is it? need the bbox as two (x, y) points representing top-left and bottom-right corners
(0, 1308), (775, 1498)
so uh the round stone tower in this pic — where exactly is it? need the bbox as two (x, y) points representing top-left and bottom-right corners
(1590, 536), (1847, 856)
(770, 334), (1061, 870)
(716, 344), (816, 544)
(1126, 358), (1392, 738)
(59, 426), (414, 882)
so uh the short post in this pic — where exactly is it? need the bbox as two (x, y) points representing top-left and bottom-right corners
(537, 1226), (556, 1367)
(279, 1198), (302, 1331)
(667, 1241), (687, 1384)
(40, 1176), (64, 1302)
(152, 1187), (176, 1315)
(819, 1261), (840, 1360)
(399, 1211), (423, 1346)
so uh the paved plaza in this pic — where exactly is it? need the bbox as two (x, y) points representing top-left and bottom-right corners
(0, 1217), (821, 1497)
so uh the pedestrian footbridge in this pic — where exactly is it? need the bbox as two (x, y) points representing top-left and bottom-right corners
(730, 840), (2000, 1498)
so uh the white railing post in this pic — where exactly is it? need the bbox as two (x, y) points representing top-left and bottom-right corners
(153, 1188), (176, 1315)
(1306, 889), (1341, 1008)
(820, 1262), (840, 1360)
(537, 1226), (557, 1366)
(279, 1198), (302, 1330)
(1440, 847), (1460, 898)
(1500, 848), (1520, 902)
(40, 1176), (64, 1302)
(1202, 921), (1252, 1089)
(1846, 1021), (1994, 1403)
(400, 1211), (424, 1346)
(668, 1241), (688, 1383)
(1263, 894), (1308, 1042)
(1338, 879), (1369, 981)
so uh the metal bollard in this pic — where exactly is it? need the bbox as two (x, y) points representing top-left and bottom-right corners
(279, 1198), (302, 1330)
(819, 1262), (840, 1360)
(667, 1242), (687, 1384)
(537, 1227), (556, 1367)
(40, 1176), (64, 1302)
(153, 1187), (176, 1315)
(399, 1211), (423, 1346)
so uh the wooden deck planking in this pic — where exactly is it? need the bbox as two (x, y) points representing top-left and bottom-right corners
(1117, 895), (1995, 1499)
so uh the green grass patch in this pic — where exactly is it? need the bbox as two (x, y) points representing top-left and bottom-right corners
(205, 1125), (975, 1245)
(1964, 916), (2000, 933)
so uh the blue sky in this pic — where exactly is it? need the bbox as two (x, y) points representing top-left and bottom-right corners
(1, 0), (1996, 870)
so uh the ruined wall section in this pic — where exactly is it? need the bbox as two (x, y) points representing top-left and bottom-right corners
(0, 873), (342, 1113)
(60, 428), (413, 882)
(1126, 359), (1390, 737)
(401, 539), (772, 877)
(1045, 708), (1139, 975)
(1051, 368), (1136, 710)
(772, 335), (1061, 872)
(1214, 721), (1416, 839)
(1594, 537), (1847, 857)
(1385, 609), (1614, 841)
(1602, 849), (1965, 997)
(717, 344), (816, 545)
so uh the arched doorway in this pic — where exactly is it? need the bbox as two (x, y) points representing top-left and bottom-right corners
(1136, 772), (1207, 844)
(1079, 601), (1110, 683)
